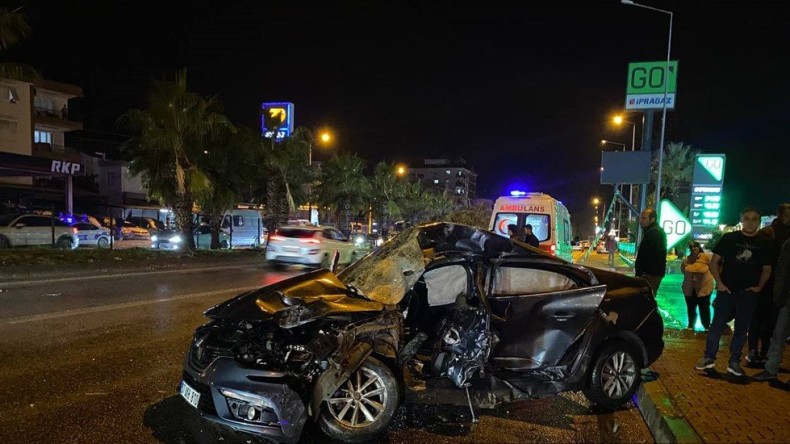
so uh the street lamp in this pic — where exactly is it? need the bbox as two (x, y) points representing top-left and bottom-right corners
(600, 139), (626, 150)
(396, 164), (407, 177)
(621, 0), (673, 211)
(320, 132), (331, 143)
(612, 114), (638, 226)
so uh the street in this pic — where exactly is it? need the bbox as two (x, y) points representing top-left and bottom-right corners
(0, 264), (652, 443)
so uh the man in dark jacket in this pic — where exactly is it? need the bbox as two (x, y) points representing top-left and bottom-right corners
(635, 209), (667, 295)
(748, 203), (790, 365)
(522, 224), (540, 248)
(753, 238), (790, 381)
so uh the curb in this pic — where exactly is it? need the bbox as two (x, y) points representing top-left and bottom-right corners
(0, 257), (264, 282)
(635, 372), (702, 443)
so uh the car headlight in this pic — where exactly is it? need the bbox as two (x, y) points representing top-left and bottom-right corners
(151, 235), (158, 242)
(375, 238), (384, 246)
(354, 237), (364, 245)
(169, 235), (182, 243)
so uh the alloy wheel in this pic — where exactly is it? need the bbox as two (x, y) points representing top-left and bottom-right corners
(601, 351), (637, 399)
(327, 367), (388, 428)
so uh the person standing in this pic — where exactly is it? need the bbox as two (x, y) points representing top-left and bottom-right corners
(606, 233), (619, 268)
(753, 238), (790, 381)
(695, 207), (773, 376)
(635, 209), (667, 295)
(747, 203), (790, 366)
(522, 224), (540, 248)
(681, 241), (714, 331)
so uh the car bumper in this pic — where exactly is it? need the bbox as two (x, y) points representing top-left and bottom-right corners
(181, 355), (307, 443)
(152, 241), (182, 250)
(265, 249), (322, 265)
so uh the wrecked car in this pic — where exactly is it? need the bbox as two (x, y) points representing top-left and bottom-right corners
(179, 223), (664, 442)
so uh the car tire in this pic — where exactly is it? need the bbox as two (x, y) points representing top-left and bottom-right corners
(220, 240), (229, 249)
(0, 235), (10, 249)
(319, 356), (400, 442)
(57, 236), (75, 250)
(97, 237), (110, 249)
(583, 341), (641, 409)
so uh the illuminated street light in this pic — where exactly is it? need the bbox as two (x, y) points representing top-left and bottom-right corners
(593, 198), (600, 205)
(320, 132), (331, 143)
(601, 139), (626, 150)
(612, 115), (624, 125)
(396, 165), (407, 176)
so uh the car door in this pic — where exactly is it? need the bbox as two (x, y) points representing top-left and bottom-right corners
(486, 263), (605, 371)
(6, 216), (30, 246)
(25, 216), (53, 246)
(193, 225), (211, 249)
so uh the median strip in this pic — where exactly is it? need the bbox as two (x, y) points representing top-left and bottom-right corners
(4, 286), (257, 324)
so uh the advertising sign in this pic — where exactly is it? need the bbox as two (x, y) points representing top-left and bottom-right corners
(625, 61), (678, 110)
(260, 102), (294, 140)
(660, 199), (691, 250)
(690, 154), (726, 243)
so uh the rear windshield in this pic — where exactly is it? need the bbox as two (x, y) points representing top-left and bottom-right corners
(278, 228), (317, 238)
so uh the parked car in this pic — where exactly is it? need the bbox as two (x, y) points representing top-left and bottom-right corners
(152, 225), (231, 250)
(180, 223), (664, 442)
(121, 221), (150, 240)
(127, 216), (165, 235)
(265, 225), (359, 268)
(72, 222), (112, 248)
(0, 214), (78, 249)
(596, 240), (608, 254)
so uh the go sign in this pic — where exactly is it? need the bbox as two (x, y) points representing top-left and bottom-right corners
(627, 61), (678, 94)
(659, 199), (691, 250)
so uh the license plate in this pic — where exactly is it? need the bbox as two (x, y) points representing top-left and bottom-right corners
(180, 380), (201, 409)
(283, 246), (299, 252)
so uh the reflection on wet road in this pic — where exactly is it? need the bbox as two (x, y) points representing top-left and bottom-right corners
(0, 265), (652, 443)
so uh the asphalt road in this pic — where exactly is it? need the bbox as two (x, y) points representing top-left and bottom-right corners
(0, 264), (653, 443)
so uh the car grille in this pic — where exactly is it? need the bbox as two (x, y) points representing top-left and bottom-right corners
(182, 371), (218, 416)
(190, 342), (234, 372)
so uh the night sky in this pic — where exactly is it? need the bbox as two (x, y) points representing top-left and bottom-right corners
(6, 0), (789, 228)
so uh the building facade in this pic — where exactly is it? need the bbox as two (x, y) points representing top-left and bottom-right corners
(408, 158), (477, 205)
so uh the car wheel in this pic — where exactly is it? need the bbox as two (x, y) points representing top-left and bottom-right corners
(0, 235), (10, 249)
(583, 341), (641, 409)
(97, 237), (110, 249)
(57, 236), (75, 250)
(319, 357), (400, 442)
(220, 240), (229, 249)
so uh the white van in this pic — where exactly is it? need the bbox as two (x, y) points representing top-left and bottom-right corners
(489, 191), (573, 261)
(220, 209), (266, 248)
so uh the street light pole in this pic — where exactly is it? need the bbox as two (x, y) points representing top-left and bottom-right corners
(621, 0), (673, 213)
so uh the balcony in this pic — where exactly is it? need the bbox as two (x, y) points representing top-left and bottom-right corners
(32, 107), (83, 131)
(32, 142), (82, 162)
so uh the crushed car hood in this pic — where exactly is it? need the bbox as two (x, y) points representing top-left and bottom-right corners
(204, 269), (385, 323)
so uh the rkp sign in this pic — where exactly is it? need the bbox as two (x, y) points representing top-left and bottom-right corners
(50, 160), (83, 176)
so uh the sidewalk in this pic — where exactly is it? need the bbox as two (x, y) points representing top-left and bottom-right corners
(643, 275), (790, 443)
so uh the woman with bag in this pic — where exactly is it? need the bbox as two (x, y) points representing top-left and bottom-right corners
(682, 241), (715, 331)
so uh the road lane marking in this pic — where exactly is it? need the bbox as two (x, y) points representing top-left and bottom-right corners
(4, 286), (257, 325)
(0, 263), (263, 289)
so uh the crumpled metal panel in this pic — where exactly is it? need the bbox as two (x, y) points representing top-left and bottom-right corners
(436, 306), (497, 388)
(339, 227), (427, 305)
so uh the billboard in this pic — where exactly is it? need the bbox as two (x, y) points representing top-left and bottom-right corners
(260, 102), (294, 140)
(600, 150), (652, 185)
(690, 154), (726, 243)
(625, 61), (678, 110)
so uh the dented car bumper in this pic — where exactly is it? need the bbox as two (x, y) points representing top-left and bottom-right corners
(180, 353), (308, 443)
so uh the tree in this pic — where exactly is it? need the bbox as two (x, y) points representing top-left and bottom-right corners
(256, 127), (314, 237)
(369, 161), (404, 237)
(119, 69), (234, 250)
(0, 6), (39, 81)
(318, 154), (369, 234)
(656, 141), (698, 202)
(445, 204), (492, 228)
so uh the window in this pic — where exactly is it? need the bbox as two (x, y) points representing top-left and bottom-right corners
(563, 220), (571, 243)
(446, 170), (451, 175)
(196, 226), (211, 235)
(34, 96), (56, 111)
(17, 216), (51, 227)
(493, 213), (518, 236)
(525, 214), (550, 242)
(34, 130), (52, 144)
(433, 179), (439, 184)
(233, 215), (244, 227)
(492, 267), (575, 296)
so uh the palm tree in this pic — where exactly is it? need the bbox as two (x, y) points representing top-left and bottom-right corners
(0, 7), (39, 81)
(369, 161), (404, 237)
(396, 181), (432, 226)
(318, 154), (369, 234)
(118, 69), (234, 249)
(656, 141), (698, 201)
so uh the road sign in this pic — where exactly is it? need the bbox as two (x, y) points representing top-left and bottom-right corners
(625, 61), (678, 110)
(261, 102), (294, 140)
(659, 199), (691, 250)
(690, 154), (726, 243)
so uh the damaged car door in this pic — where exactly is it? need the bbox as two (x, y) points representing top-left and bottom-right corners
(486, 262), (606, 372)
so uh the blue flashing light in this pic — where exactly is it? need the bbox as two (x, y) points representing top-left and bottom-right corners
(510, 190), (527, 197)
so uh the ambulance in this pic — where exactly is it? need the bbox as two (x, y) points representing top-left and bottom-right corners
(489, 191), (573, 261)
